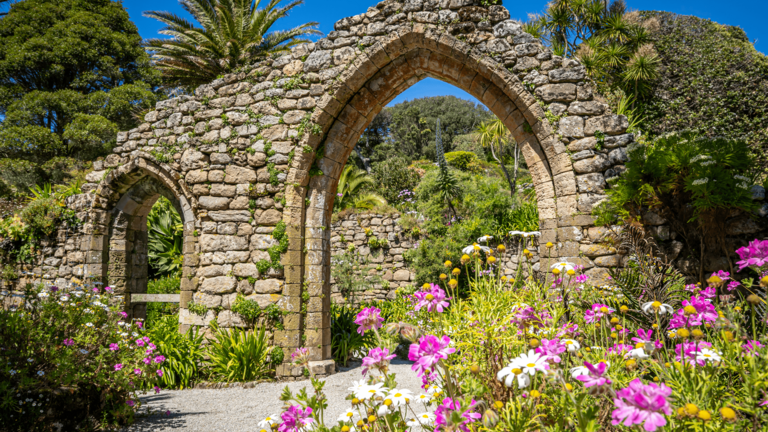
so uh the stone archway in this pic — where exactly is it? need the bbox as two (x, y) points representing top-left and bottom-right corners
(72, 0), (637, 377)
(85, 157), (196, 319)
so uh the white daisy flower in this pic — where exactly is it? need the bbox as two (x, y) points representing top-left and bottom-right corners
(37, 292), (49, 299)
(337, 409), (359, 423)
(376, 404), (390, 416)
(415, 394), (430, 403)
(407, 413), (436, 427)
(512, 350), (548, 376)
(626, 348), (650, 360)
(477, 235), (494, 243)
(258, 415), (279, 430)
(386, 389), (413, 406)
(569, 365), (589, 379)
(551, 262), (576, 273)
(462, 244), (491, 255)
(356, 383), (386, 400)
(641, 301), (674, 315)
(695, 349), (722, 363)
(497, 365), (531, 388)
(563, 339), (581, 352)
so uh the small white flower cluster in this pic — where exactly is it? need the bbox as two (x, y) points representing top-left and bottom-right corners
(734, 175), (750, 182)
(737, 182), (750, 190)
(692, 178), (709, 186)
(699, 160), (715, 167)
(689, 155), (712, 164)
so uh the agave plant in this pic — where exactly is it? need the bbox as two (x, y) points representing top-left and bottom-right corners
(147, 197), (184, 277)
(334, 164), (386, 211)
(144, 0), (321, 89)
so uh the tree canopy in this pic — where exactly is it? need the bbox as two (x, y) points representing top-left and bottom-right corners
(144, 0), (320, 90)
(0, 0), (160, 194)
(353, 95), (492, 167)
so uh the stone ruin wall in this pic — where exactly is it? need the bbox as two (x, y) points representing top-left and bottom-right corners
(9, 0), (764, 376)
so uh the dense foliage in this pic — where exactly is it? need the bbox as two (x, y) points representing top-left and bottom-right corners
(370, 156), (422, 205)
(144, 0), (320, 89)
(354, 96), (492, 166)
(334, 164), (386, 212)
(147, 197), (184, 278)
(0, 281), (164, 431)
(283, 234), (768, 432)
(0, 0), (160, 195)
(595, 132), (759, 280)
(145, 276), (181, 329)
(637, 11), (768, 169)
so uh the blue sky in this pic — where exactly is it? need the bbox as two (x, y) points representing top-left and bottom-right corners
(126, 0), (767, 107)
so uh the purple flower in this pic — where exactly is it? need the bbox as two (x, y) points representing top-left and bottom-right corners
(584, 304), (613, 324)
(143, 357), (152, 365)
(109, 343), (119, 351)
(136, 321), (143, 329)
(743, 340), (762, 354)
(735, 239), (768, 272)
(354, 307), (384, 335)
(114, 364), (123, 371)
(535, 338), (566, 363)
(119, 311), (127, 318)
(435, 398), (481, 432)
(105, 286), (112, 292)
(611, 379), (671, 431)
(675, 341), (713, 366)
(291, 347), (310, 366)
(727, 280), (741, 291)
(408, 335), (455, 378)
(134, 368), (142, 376)
(50, 286), (58, 292)
(136, 339), (145, 347)
(361, 347), (396, 376)
(157, 369), (164, 377)
(154, 355), (165, 364)
(574, 361), (612, 393)
(413, 284), (450, 313)
(632, 329), (663, 351)
(668, 296), (717, 329)
(63, 338), (74, 347)
(126, 400), (135, 407)
(278, 405), (314, 432)
(154, 386), (161, 394)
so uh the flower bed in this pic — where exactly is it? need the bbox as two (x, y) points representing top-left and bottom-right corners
(0, 280), (164, 431)
(269, 238), (768, 432)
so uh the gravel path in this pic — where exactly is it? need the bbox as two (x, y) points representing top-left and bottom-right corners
(126, 360), (422, 432)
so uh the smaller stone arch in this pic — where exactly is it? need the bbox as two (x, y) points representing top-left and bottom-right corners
(84, 157), (197, 319)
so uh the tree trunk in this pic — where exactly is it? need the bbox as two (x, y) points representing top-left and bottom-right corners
(489, 139), (517, 197)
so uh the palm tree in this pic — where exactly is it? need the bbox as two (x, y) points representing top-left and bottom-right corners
(334, 165), (387, 212)
(476, 118), (521, 196)
(144, 0), (321, 89)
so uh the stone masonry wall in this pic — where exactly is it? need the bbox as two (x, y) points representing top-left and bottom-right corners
(329, 212), (416, 303)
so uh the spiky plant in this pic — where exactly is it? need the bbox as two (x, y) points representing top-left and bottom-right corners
(476, 118), (521, 198)
(435, 119), (461, 220)
(147, 197), (184, 277)
(144, 0), (321, 89)
(334, 164), (386, 211)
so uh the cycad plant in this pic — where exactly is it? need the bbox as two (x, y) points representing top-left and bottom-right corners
(334, 164), (387, 211)
(476, 118), (521, 197)
(147, 197), (184, 277)
(144, 0), (321, 89)
(526, 0), (660, 104)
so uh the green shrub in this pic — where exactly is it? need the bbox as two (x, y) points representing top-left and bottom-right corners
(0, 283), (163, 430)
(444, 151), (479, 171)
(638, 11), (768, 169)
(256, 220), (288, 275)
(371, 156), (422, 205)
(231, 294), (261, 325)
(330, 303), (375, 366)
(145, 275), (180, 329)
(142, 314), (205, 389)
(331, 251), (382, 302)
(206, 323), (275, 382)
(147, 197), (183, 278)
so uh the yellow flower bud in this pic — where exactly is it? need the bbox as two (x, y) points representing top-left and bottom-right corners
(487, 256), (497, 264)
(620, 305), (629, 313)
(497, 245), (506, 252)
(761, 275), (768, 288)
(610, 317), (619, 324)
(692, 329), (704, 339)
(677, 328), (690, 338)
(529, 390), (541, 398)
(494, 401), (504, 410)
(747, 294), (761, 305)
(368, 415), (377, 423)
(422, 283), (431, 290)
(448, 279), (458, 288)
(546, 242), (553, 248)
(683, 305), (697, 315)
(529, 339), (540, 348)
(697, 410), (711, 421)
(439, 274), (447, 280)
(723, 330), (734, 341)
(444, 260), (452, 268)
(452, 268), (461, 276)
(566, 269), (576, 276)
(720, 407), (737, 421)
(552, 268), (560, 275)
(685, 403), (699, 416)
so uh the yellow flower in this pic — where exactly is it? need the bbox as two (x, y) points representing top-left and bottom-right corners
(691, 329), (704, 339)
(697, 410), (711, 421)
(720, 407), (737, 421)
(677, 328), (690, 339)
(444, 260), (452, 268)
(684, 403), (699, 416)
(452, 268), (461, 276)
(487, 256), (496, 264)
(683, 305), (697, 316)
(565, 383), (573, 391)
(529, 339), (540, 348)
(552, 268), (561, 275)
(566, 269), (575, 276)
(620, 305), (629, 313)
(497, 245), (506, 252)
(422, 283), (431, 290)
(439, 274), (447, 280)
(448, 279), (458, 288)
(461, 254), (471, 264)
(473, 243), (480, 251)
(723, 330), (734, 341)
(529, 390), (541, 398)
(761, 275), (768, 288)
(747, 294), (761, 305)
(546, 242), (553, 248)
(494, 401), (504, 410)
